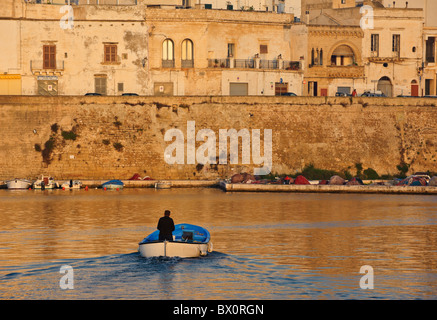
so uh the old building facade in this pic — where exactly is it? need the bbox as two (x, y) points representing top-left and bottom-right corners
(0, 0), (306, 96)
(0, 0), (435, 97)
(302, 1), (425, 97)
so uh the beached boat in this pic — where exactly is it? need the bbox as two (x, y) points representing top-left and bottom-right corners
(102, 179), (124, 189)
(154, 181), (171, 189)
(138, 223), (213, 258)
(6, 178), (32, 189)
(33, 175), (59, 189)
(61, 180), (82, 189)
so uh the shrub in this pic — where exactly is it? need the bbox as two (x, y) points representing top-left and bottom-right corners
(355, 163), (363, 176)
(51, 123), (59, 133)
(363, 168), (379, 179)
(396, 163), (409, 178)
(113, 116), (122, 128)
(61, 130), (77, 141)
(42, 137), (56, 164)
(296, 164), (342, 180)
(113, 142), (123, 151)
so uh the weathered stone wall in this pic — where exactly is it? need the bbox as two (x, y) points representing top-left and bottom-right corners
(0, 96), (436, 180)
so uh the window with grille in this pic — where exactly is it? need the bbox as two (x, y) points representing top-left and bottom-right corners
(95, 76), (107, 95)
(181, 39), (194, 68)
(118, 83), (124, 92)
(162, 39), (174, 67)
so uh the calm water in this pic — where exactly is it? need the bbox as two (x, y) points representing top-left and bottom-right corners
(0, 188), (436, 300)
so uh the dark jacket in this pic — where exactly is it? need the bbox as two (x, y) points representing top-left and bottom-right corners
(157, 216), (175, 241)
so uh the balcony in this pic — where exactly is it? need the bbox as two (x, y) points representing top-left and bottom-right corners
(283, 61), (301, 71)
(181, 59), (194, 68)
(259, 60), (279, 69)
(326, 65), (364, 78)
(234, 59), (255, 69)
(30, 60), (64, 75)
(207, 58), (302, 71)
(208, 59), (230, 68)
(162, 60), (175, 68)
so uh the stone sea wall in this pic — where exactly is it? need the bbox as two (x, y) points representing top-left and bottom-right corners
(0, 96), (436, 180)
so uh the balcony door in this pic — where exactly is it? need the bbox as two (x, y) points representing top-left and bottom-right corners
(43, 45), (56, 69)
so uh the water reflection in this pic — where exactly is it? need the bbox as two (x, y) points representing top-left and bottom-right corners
(0, 188), (436, 299)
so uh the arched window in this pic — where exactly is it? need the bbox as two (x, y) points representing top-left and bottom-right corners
(162, 39), (174, 68)
(311, 48), (315, 66)
(319, 48), (323, 65)
(330, 45), (355, 66)
(181, 39), (194, 68)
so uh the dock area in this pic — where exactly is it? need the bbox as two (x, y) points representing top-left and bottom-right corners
(2, 179), (437, 194)
(219, 181), (437, 195)
(80, 179), (220, 189)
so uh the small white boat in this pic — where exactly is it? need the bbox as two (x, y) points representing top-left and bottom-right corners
(138, 223), (213, 258)
(61, 180), (82, 189)
(6, 179), (32, 189)
(155, 181), (171, 189)
(33, 175), (59, 189)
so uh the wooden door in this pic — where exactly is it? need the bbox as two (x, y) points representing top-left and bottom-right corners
(411, 84), (419, 97)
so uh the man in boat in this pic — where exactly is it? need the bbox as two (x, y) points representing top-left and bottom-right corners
(157, 210), (175, 241)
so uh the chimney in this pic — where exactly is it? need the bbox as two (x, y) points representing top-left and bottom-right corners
(393, 1), (396, 7)
(406, 1), (408, 8)
(306, 10), (310, 24)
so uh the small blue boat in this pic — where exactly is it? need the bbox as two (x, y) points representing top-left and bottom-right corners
(138, 223), (213, 258)
(102, 179), (124, 189)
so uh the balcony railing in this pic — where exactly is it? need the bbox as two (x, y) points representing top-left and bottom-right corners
(326, 65), (364, 78)
(207, 58), (302, 71)
(208, 59), (230, 68)
(181, 59), (194, 68)
(30, 60), (64, 72)
(162, 60), (175, 68)
(259, 60), (279, 69)
(283, 61), (301, 70)
(234, 59), (255, 69)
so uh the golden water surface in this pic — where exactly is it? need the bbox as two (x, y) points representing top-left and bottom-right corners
(0, 188), (436, 299)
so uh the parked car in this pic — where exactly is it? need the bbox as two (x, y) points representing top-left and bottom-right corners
(412, 172), (431, 183)
(122, 93), (139, 96)
(335, 92), (351, 97)
(279, 92), (297, 96)
(85, 93), (102, 96)
(361, 91), (386, 97)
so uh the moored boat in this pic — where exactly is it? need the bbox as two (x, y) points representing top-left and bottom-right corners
(154, 181), (171, 189)
(6, 178), (32, 189)
(102, 179), (124, 190)
(138, 223), (213, 258)
(33, 175), (59, 189)
(61, 180), (82, 189)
